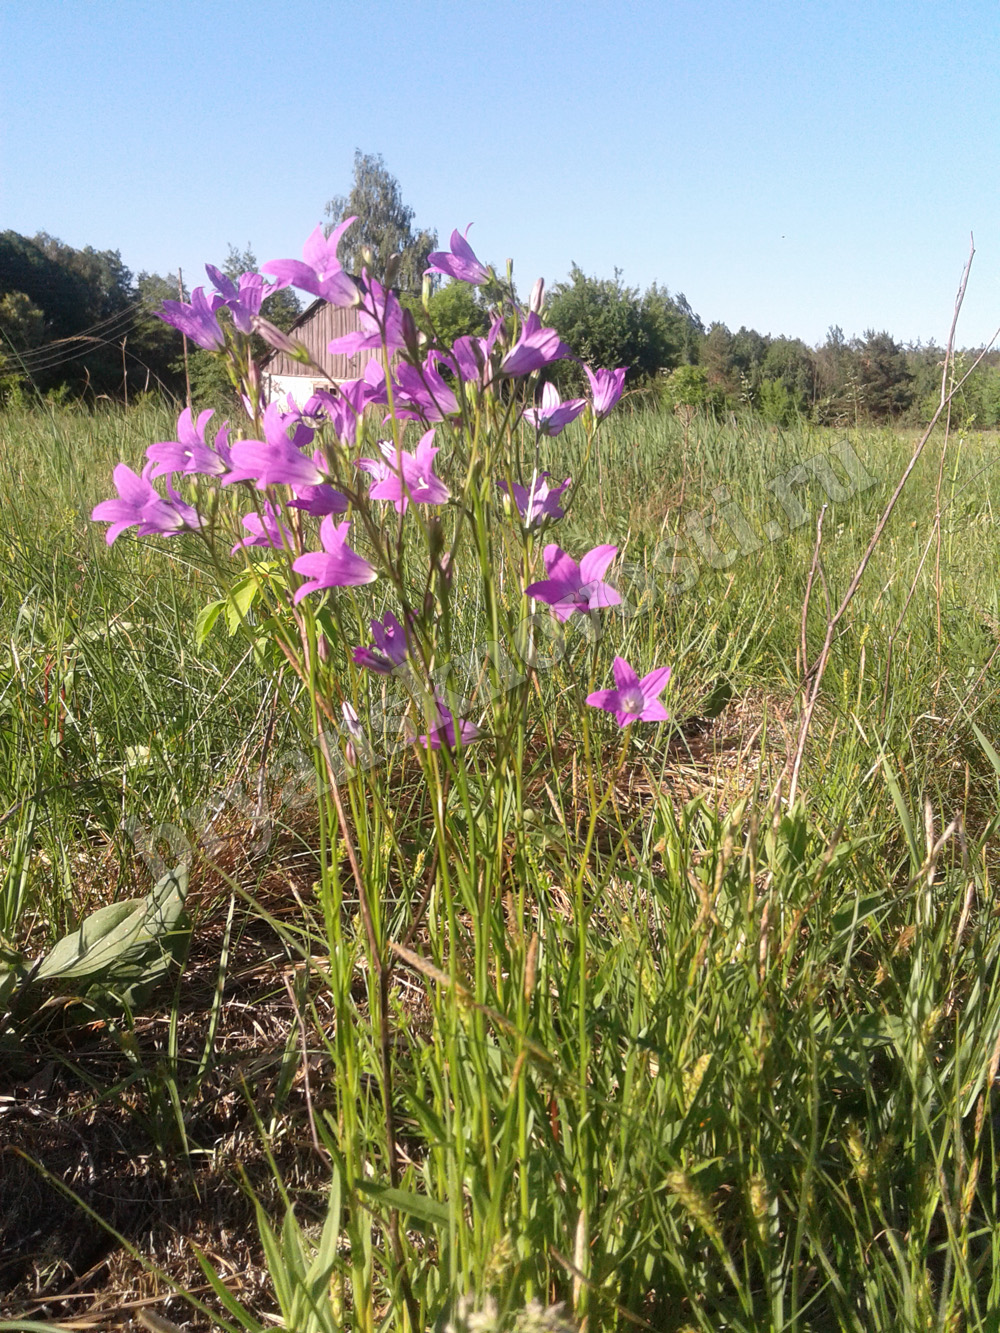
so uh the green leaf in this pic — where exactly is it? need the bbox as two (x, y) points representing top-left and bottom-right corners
(36, 865), (188, 983)
(194, 598), (226, 649)
(225, 574), (260, 634)
(356, 1180), (450, 1229)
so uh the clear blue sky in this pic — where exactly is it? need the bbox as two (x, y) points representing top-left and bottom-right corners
(2, 0), (998, 347)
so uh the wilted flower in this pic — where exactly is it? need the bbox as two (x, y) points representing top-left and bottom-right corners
(522, 382), (586, 436)
(291, 517), (377, 602)
(524, 543), (620, 620)
(584, 365), (627, 419)
(586, 656), (672, 726)
(426, 226), (489, 285)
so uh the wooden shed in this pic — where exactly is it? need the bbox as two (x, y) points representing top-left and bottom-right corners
(263, 299), (383, 403)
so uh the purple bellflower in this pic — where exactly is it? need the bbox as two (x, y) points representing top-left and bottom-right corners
(309, 379), (373, 447)
(357, 430), (450, 512)
(146, 408), (232, 479)
(412, 698), (482, 751)
(206, 267), (268, 334)
(499, 473), (570, 528)
(224, 402), (325, 491)
(288, 463), (349, 518)
(586, 657), (672, 727)
(91, 464), (202, 545)
(499, 312), (573, 377)
(524, 543), (621, 621)
(157, 287), (225, 351)
(328, 277), (406, 358)
(393, 357), (460, 421)
(352, 611), (411, 674)
(522, 382), (586, 436)
(231, 501), (293, 554)
(585, 365), (627, 419)
(426, 226), (489, 285)
(261, 219), (360, 308)
(291, 518), (377, 603)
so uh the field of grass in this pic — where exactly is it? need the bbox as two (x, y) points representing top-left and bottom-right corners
(2, 397), (1000, 1331)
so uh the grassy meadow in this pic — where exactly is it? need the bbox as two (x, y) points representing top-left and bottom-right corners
(2, 397), (1000, 1331)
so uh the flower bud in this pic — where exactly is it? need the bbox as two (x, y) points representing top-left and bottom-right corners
(422, 272), (433, 311)
(383, 253), (401, 289)
(529, 277), (545, 314)
(253, 316), (305, 358)
(401, 306), (421, 357)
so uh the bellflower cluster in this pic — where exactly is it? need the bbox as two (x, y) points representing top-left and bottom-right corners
(93, 212), (641, 779)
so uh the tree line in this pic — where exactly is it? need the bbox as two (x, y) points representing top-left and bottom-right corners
(3, 150), (999, 425)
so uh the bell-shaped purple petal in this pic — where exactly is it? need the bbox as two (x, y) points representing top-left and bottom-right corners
(412, 698), (481, 750)
(91, 463), (203, 545)
(147, 408), (232, 479)
(524, 542), (620, 621)
(231, 500), (293, 553)
(584, 365), (627, 419)
(499, 312), (572, 377)
(262, 220), (360, 308)
(522, 382), (586, 436)
(498, 473), (570, 528)
(586, 656), (671, 726)
(359, 430), (450, 513)
(426, 226), (489, 286)
(291, 517), (376, 602)
(156, 287), (225, 351)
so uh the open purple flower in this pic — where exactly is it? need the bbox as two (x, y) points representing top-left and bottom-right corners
(412, 698), (481, 751)
(231, 501), (293, 553)
(393, 358), (460, 421)
(261, 219), (359, 308)
(288, 463), (349, 518)
(206, 267), (268, 334)
(357, 430), (449, 512)
(522, 382), (586, 436)
(499, 312), (572, 377)
(224, 402), (325, 491)
(291, 517), (376, 603)
(156, 287), (225, 351)
(309, 379), (374, 447)
(328, 277), (406, 357)
(426, 226), (489, 286)
(352, 611), (410, 674)
(147, 408), (231, 479)
(586, 657), (672, 726)
(498, 473), (570, 528)
(524, 543), (620, 621)
(585, 366), (627, 419)
(91, 464), (202, 545)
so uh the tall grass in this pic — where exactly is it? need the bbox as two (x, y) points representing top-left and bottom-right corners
(2, 399), (1000, 1330)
